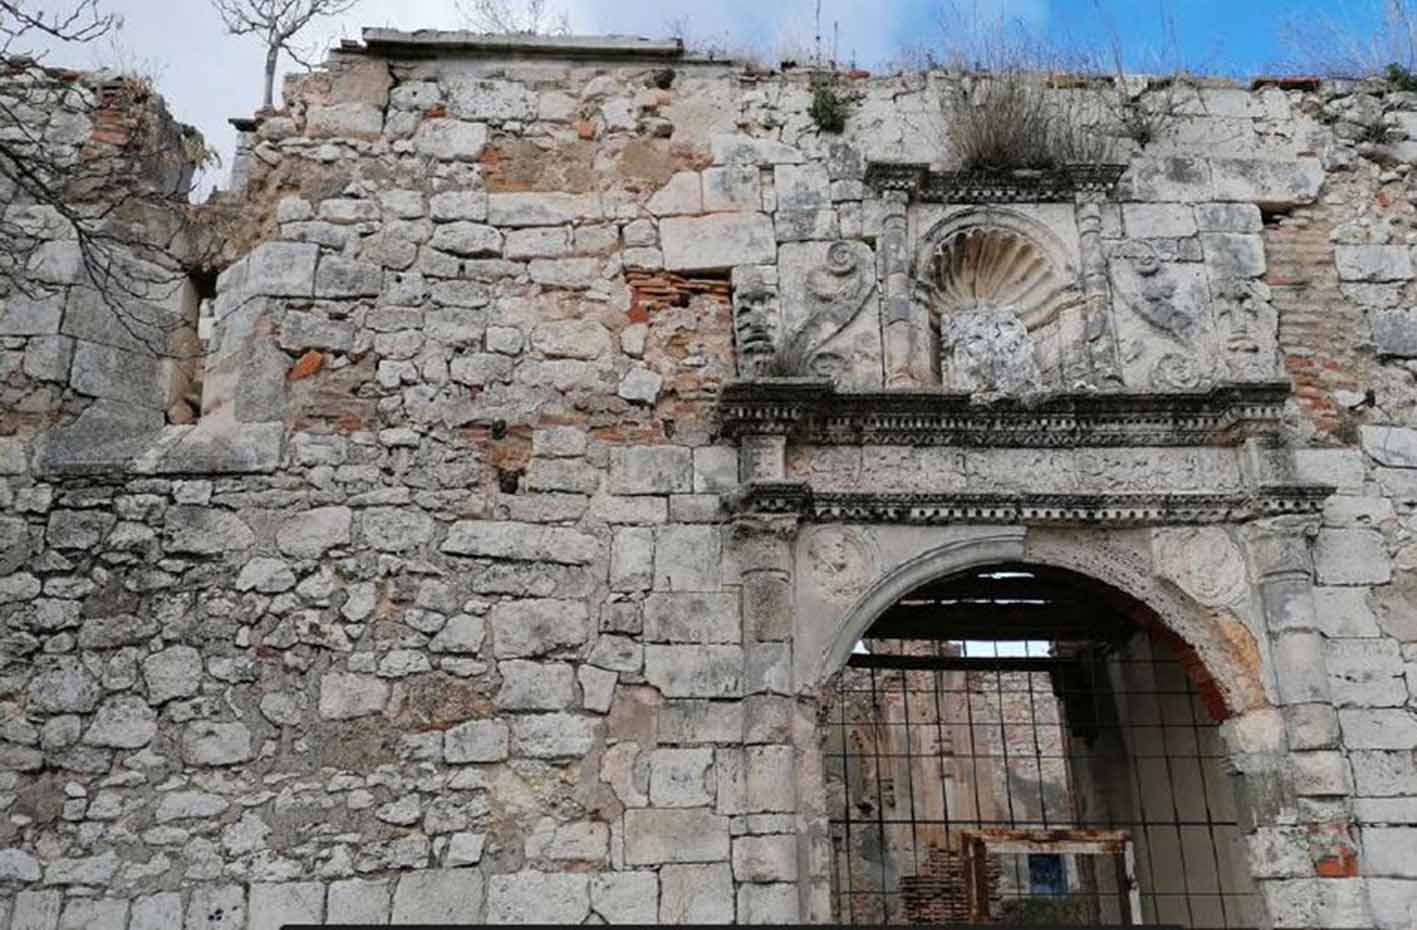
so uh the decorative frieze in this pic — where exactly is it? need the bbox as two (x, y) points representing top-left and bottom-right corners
(734, 481), (1329, 526)
(864, 162), (1127, 204)
(718, 380), (1292, 446)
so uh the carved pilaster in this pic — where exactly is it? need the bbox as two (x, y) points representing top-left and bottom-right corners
(1246, 516), (1332, 710)
(880, 192), (930, 388)
(1076, 200), (1123, 389)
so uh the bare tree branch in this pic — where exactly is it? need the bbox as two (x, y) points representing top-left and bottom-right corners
(456, 0), (571, 36)
(208, 0), (360, 109)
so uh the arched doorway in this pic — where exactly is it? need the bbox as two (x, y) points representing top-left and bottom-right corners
(820, 562), (1260, 928)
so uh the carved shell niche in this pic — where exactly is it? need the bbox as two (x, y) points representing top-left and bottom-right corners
(927, 226), (1083, 331)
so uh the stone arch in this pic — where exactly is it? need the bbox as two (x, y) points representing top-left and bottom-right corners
(809, 528), (1267, 723)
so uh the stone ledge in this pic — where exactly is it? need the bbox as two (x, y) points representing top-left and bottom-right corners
(734, 481), (1333, 526)
(35, 420), (285, 476)
(718, 379), (1294, 447)
(360, 29), (687, 60)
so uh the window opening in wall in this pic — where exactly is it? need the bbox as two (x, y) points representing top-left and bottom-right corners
(165, 269), (215, 425)
(825, 563), (1259, 928)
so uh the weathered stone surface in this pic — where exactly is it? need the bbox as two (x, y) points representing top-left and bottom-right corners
(644, 592), (739, 643)
(142, 646), (202, 704)
(181, 722), (254, 766)
(653, 525), (722, 592)
(443, 522), (598, 564)
(391, 869), (484, 923)
(496, 660), (575, 710)
(276, 506), (352, 558)
(1315, 529), (1391, 585)
(1335, 244), (1413, 282)
(487, 192), (601, 227)
(414, 119), (488, 160)
(28, 658), (100, 713)
(247, 882), (323, 929)
(444, 719), (509, 763)
(624, 808), (731, 864)
(486, 871), (589, 924)
(83, 696), (157, 748)
(185, 884), (246, 930)
(660, 213), (776, 272)
(645, 645), (742, 698)
(591, 871), (658, 923)
(0, 848), (40, 882)
(489, 598), (589, 657)
(164, 507), (254, 554)
(659, 863), (733, 923)
(318, 672), (390, 719)
(511, 713), (597, 758)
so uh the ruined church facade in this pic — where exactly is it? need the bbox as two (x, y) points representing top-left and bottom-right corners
(1, 30), (1416, 929)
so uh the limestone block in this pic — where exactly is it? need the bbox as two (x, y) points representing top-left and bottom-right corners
(1374, 304), (1417, 353)
(392, 869), (484, 923)
(429, 614), (485, 654)
(82, 695), (157, 748)
(660, 213), (776, 272)
(245, 241), (318, 297)
(1202, 233), (1266, 278)
(653, 525), (722, 592)
(27, 658), (100, 713)
(610, 446), (692, 494)
(185, 884), (246, 930)
(591, 871), (658, 924)
(430, 190), (488, 222)
(1195, 202), (1262, 232)
(58, 899), (126, 930)
(1339, 708), (1417, 749)
(276, 505), (352, 559)
(511, 713), (597, 758)
(624, 808), (731, 864)
(488, 192), (602, 227)
(1312, 587), (1381, 637)
(529, 257), (602, 288)
(414, 119), (488, 161)
(490, 598), (589, 657)
(431, 222), (503, 257)
(486, 871), (589, 923)
(1336, 244), (1413, 282)
(711, 134), (803, 165)
(1327, 639), (1409, 707)
(659, 701), (742, 744)
(1315, 528), (1391, 585)
(235, 557), (296, 594)
(647, 171), (703, 216)
(644, 644), (742, 698)
(306, 102), (383, 137)
(732, 834), (798, 882)
(0, 848), (39, 882)
(505, 226), (572, 258)
(70, 341), (164, 408)
(1122, 203), (1197, 238)
(531, 319), (611, 360)
(650, 747), (716, 807)
(163, 507), (254, 554)
(618, 367), (663, 404)
(1210, 157), (1323, 207)
(644, 592), (739, 643)
(181, 722), (253, 766)
(318, 672), (390, 719)
(1369, 878), (1417, 929)
(0, 293), (62, 336)
(1362, 425), (1417, 468)
(444, 719), (509, 763)
(703, 165), (761, 211)
(11, 891), (60, 930)
(659, 863), (733, 923)
(449, 77), (535, 122)
(43, 850), (118, 885)
(496, 660), (575, 710)
(736, 883), (798, 924)
(315, 254), (383, 297)
(611, 526), (654, 592)
(588, 634), (643, 674)
(745, 745), (796, 812)
(1117, 156), (1211, 202)
(46, 509), (113, 549)
(361, 506), (436, 552)
(1295, 448), (1365, 493)
(327, 879), (392, 923)
(443, 521), (598, 564)
(131, 894), (182, 930)
(248, 882), (323, 929)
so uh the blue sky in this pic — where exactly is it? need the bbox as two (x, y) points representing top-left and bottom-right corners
(30, 0), (1401, 190)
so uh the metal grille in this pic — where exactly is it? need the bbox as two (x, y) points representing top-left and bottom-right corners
(824, 567), (1260, 928)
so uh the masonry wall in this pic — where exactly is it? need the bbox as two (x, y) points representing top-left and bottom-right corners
(1, 34), (1417, 930)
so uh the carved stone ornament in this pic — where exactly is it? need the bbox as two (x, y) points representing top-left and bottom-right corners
(731, 265), (783, 378)
(1151, 353), (1210, 392)
(779, 240), (878, 381)
(1112, 241), (1197, 338)
(803, 525), (879, 603)
(1213, 277), (1278, 381)
(1152, 527), (1249, 607)
(921, 216), (1087, 399)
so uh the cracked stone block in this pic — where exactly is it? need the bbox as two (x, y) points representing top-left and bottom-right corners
(391, 869), (484, 923)
(659, 213), (776, 272)
(413, 119), (488, 161)
(486, 871), (589, 923)
(248, 882), (323, 929)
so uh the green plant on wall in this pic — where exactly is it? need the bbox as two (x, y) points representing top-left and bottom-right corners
(809, 73), (851, 133)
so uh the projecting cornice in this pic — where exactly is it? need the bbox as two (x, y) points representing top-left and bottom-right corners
(734, 482), (1332, 527)
(864, 162), (1127, 203)
(717, 380), (1293, 448)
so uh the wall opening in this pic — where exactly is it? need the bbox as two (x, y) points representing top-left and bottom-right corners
(823, 562), (1259, 928)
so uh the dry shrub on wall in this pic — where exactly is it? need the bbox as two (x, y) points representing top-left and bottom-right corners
(1277, 0), (1417, 78)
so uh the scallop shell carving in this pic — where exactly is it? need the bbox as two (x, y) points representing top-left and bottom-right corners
(928, 227), (1083, 331)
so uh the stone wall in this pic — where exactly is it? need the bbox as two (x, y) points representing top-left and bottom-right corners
(0, 30), (1416, 929)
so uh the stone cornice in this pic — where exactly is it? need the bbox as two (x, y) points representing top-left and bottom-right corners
(718, 380), (1292, 447)
(864, 162), (1127, 203)
(735, 482), (1332, 527)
